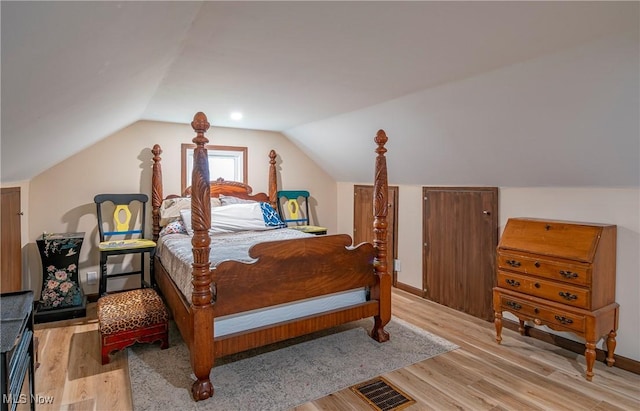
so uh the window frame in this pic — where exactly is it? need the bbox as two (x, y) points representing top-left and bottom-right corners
(181, 144), (248, 193)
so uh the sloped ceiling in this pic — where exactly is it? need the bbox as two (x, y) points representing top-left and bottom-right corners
(1, 1), (638, 186)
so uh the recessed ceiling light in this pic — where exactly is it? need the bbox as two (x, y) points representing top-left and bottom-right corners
(230, 111), (243, 121)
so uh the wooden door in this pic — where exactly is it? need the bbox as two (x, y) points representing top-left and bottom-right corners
(423, 187), (498, 321)
(353, 185), (398, 285)
(1, 187), (23, 292)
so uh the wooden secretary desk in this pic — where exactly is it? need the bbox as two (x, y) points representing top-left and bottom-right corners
(493, 218), (619, 381)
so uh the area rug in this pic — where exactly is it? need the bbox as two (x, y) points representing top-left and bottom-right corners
(128, 317), (458, 411)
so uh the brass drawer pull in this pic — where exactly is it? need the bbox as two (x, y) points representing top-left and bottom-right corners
(559, 291), (578, 301)
(559, 270), (578, 279)
(505, 279), (520, 287)
(554, 315), (574, 325)
(506, 260), (521, 268)
(505, 301), (522, 310)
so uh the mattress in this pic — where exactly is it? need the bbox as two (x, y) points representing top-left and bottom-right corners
(156, 229), (368, 337)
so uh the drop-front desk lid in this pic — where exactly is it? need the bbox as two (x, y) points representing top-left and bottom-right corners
(498, 218), (615, 263)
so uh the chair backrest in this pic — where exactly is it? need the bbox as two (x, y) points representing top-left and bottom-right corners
(277, 190), (312, 226)
(94, 194), (148, 242)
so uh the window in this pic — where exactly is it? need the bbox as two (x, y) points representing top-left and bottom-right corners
(181, 144), (247, 193)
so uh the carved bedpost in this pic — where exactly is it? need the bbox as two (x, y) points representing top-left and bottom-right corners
(151, 144), (163, 242)
(189, 112), (215, 401)
(371, 129), (390, 343)
(268, 149), (278, 209)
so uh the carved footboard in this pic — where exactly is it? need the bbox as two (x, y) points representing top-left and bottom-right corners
(214, 234), (375, 315)
(212, 234), (380, 356)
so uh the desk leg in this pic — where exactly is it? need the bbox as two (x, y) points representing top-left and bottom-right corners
(494, 311), (503, 344)
(606, 330), (617, 367)
(585, 341), (596, 381)
(518, 319), (526, 336)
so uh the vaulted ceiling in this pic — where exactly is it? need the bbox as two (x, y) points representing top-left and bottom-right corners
(2, 1), (638, 186)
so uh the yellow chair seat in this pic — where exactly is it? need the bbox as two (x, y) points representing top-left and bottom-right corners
(290, 225), (327, 235)
(98, 238), (156, 251)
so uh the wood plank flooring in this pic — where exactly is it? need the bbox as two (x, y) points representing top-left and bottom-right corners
(31, 289), (639, 410)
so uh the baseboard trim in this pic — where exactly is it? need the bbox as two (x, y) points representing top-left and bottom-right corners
(393, 282), (426, 298)
(502, 318), (639, 375)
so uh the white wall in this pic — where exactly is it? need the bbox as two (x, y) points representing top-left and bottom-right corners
(286, 30), (639, 188)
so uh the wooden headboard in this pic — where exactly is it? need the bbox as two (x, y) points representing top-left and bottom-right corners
(182, 178), (269, 202)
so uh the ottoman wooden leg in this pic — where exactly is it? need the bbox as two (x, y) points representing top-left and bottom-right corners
(160, 331), (169, 350)
(102, 345), (111, 365)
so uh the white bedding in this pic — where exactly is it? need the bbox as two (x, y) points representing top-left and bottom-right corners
(156, 229), (369, 337)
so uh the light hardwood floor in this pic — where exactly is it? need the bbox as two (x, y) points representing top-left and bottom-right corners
(32, 289), (639, 410)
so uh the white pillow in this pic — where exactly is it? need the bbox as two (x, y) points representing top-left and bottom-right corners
(219, 194), (256, 205)
(180, 203), (284, 235)
(160, 197), (221, 226)
(159, 197), (191, 226)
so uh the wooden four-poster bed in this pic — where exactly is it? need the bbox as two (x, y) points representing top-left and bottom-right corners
(150, 112), (391, 401)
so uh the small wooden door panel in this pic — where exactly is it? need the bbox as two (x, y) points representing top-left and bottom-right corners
(1, 187), (22, 292)
(353, 185), (398, 285)
(423, 187), (498, 321)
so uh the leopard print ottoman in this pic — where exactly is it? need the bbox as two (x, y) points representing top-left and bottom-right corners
(97, 288), (169, 364)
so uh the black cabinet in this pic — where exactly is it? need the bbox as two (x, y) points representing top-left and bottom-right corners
(35, 232), (86, 323)
(1, 290), (35, 411)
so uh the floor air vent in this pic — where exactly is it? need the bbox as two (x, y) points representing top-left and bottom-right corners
(350, 376), (416, 411)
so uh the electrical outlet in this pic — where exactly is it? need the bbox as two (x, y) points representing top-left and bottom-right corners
(394, 259), (401, 272)
(87, 271), (98, 285)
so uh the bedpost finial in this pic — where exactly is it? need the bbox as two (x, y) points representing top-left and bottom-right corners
(269, 149), (277, 163)
(152, 144), (162, 160)
(375, 129), (388, 155)
(375, 129), (388, 146)
(192, 112), (211, 134)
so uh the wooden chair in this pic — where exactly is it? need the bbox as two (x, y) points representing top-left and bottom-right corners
(94, 194), (156, 296)
(276, 190), (327, 235)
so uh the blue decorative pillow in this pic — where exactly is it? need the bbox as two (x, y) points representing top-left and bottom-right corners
(260, 202), (287, 228)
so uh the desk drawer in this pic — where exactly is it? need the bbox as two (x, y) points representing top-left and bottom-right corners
(497, 270), (591, 310)
(497, 293), (586, 334)
(498, 252), (590, 286)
